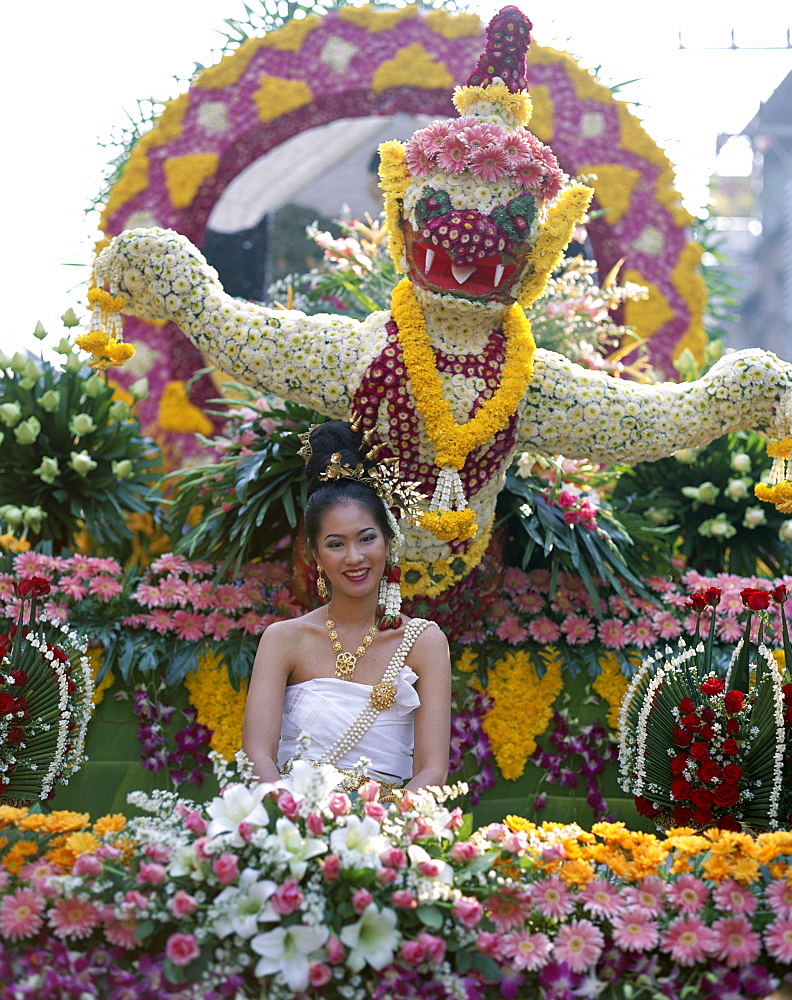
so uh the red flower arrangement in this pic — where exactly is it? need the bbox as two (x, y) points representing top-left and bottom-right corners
(620, 584), (792, 831)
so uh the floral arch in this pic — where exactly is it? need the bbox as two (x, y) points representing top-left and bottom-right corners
(99, 4), (706, 437)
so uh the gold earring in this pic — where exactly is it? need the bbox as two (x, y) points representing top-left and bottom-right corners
(316, 565), (327, 600)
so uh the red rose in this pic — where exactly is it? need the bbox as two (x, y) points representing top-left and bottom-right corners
(671, 777), (692, 801)
(634, 796), (660, 818)
(673, 727), (693, 748)
(700, 706), (717, 723)
(5, 726), (24, 745)
(690, 787), (714, 808)
(15, 576), (51, 599)
(673, 805), (694, 826)
(670, 753), (689, 777)
(726, 718), (741, 736)
(700, 677), (726, 696)
(783, 683), (792, 705)
(771, 584), (788, 605)
(713, 782), (740, 808)
(724, 690), (745, 714)
(693, 808), (714, 827)
(9, 671), (26, 687)
(720, 738), (740, 757)
(698, 761), (721, 784)
(680, 712), (702, 731)
(688, 593), (708, 612)
(678, 697), (697, 715)
(689, 742), (711, 762)
(700, 724), (716, 741)
(716, 815), (742, 832)
(722, 764), (743, 783)
(0, 692), (16, 713)
(741, 587), (771, 611)
(703, 587), (721, 607)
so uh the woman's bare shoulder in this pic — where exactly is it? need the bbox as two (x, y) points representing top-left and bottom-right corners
(402, 617), (450, 657)
(256, 611), (322, 648)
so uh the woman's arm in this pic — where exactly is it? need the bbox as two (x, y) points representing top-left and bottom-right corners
(404, 624), (452, 792)
(242, 621), (295, 785)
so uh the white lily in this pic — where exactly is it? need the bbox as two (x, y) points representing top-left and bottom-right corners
(329, 814), (389, 867)
(251, 923), (329, 991)
(206, 782), (276, 847)
(264, 816), (327, 879)
(339, 902), (400, 972)
(282, 758), (346, 809)
(211, 868), (279, 939)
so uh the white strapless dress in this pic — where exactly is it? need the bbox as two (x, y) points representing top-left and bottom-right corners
(277, 669), (421, 782)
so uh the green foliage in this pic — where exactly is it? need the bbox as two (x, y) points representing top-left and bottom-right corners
(610, 430), (792, 577)
(0, 328), (161, 557)
(163, 392), (326, 580)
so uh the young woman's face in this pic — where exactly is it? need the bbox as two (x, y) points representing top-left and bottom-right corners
(315, 500), (389, 601)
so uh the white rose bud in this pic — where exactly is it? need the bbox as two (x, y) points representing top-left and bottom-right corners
(111, 459), (134, 480)
(61, 308), (80, 327)
(704, 515), (737, 539)
(39, 389), (61, 413)
(725, 478), (750, 502)
(674, 448), (698, 464)
(69, 450), (98, 477)
(697, 481), (721, 505)
(730, 452), (752, 473)
(108, 400), (131, 421)
(778, 520), (792, 543)
(742, 505), (767, 529)
(63, 352), (84, 373)
(0, 402), (23, 427)
(34, 456), (60, 484)
(33, 321), (48, 341)
(128, 377), (149, 400)
(22, 506), (46, 531)
(9, 352), (28, 373)
(0, 348), (10, 368)
(82, 375), (107, 399)
(14, 417), (42, 445)
(69, 412), (97, 436)
(54, 338), (73, 355)
(0, 505), (24, 528)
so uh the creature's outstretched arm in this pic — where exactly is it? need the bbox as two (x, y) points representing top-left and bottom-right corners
(93, 228), (385, 417)
(518, 348), (792, 464)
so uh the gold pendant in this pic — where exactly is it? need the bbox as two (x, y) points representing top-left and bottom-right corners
(335, 651), (357, 679)
(370, 680), (397, 710)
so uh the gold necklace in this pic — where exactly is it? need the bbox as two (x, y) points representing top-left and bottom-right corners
(326, 618), (378, 680)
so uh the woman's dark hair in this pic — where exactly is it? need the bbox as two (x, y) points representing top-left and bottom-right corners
(303, 421), (394, 552)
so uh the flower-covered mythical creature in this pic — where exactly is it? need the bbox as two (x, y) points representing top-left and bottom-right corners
(92, 7), (792, 608)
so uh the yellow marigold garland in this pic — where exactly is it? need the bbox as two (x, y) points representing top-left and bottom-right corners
(480, 645), (564, 780)
(391, 278), (536, 471)
(378, 140), (411, 269)
(184, 650), (247, 761)
(755, 436), (792, 512)
(399, 519), (493, 599)
(592, 652), (632, 733)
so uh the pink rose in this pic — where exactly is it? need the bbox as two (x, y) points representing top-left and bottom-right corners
(417, 860), (443, 878)
(452, 896), (483, 929)
(193, 837), (214, 861)
(327, 793), (351, 818)
(308, 962), (332, 987)
(184, 810), (208, 836)
(136, 863), (166, 886)
(271, 878), (303, 916)
(277, 792), (300, 818)
(501, 831), (527, 854)
(391, 889), (418, 909)
(445, 807), (464, 831)
(377, 867), (397, 884)
(401, 940), (426, 965)
(397, 791), (417, 813)
(540, 843), (566, 862)
(169, 890), (198, 917)
(450, 841), (477, 863)
(320, 854), (341, 881)
(212, 853), (240, 886)
(73, 855), (102, 878)
(145, 843), (171, 864)
(124, 889), (148, 910)
(476, 931), (503, 958)
(166, 932), (200, 967)
(483, 823), (506, 842)
(237, 822), (255, 844)
(357, 780), (381, 802)
(417, 932), (445, 964)
(380, 847), (408, 869)
(306, 813), (325, 836)
(364, 802), (387, 823)
(326, 934), (345, 965)
(352, 888), (374, 914)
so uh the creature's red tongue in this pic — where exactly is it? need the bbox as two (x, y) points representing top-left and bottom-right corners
(403, 226), (523, 302)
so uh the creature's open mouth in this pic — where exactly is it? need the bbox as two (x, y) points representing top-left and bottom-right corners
(403, 227), (523, 301)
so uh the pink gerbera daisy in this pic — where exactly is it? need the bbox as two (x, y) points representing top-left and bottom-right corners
(203, 611), (236, 640)
(560, 613), (596, 645)
(238, 609), (265, 635)
(712, 879), (758, 916)
(417, 121), (454, 153)
(88, 575), (123, 601)
(154, 574), (190, 607)
(57, 575), (88, 600)
(717, 616), (744, 643)
(626, 616), (659, 649)
(651, 611), (683, 640)
(579, 879), (624, 919)
(133, 582), (165, 608)
(103, 914), (139, 950)
(513, 590), (544, 614)
(404, 142), (432, 176)
(660, 915), (717, 966)
(611, 910), (660, 952)
(598, 617), (630, 649)
(622, 875), (668, 916)
(765, 879), (792, 917)
(142, 610), (174, 635)
(503, 929), (552, 971)
(0, 887), (46, 941)
(502, 134), (533, 165)
(49, 897), (100, 939)
(462, 122), (504, 150)
(502, 566), (531, 594)
(764, 915), (792, 963)
(485, 886), (531, 932)
(552, 919), (604, 972)
(150, 554), (192, 575)
(530, 875), (576, 920)
(711, 914), (762, 967)
(469, 145), (510, 182)
(496, 615), (529, 644)
(171, 610), (207, 641)
(527, 616), (561, 643)
(667, 873), (710, 914)
(513, 158), (544, 189)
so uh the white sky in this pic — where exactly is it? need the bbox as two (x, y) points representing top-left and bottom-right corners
(2, 1), (790, 356)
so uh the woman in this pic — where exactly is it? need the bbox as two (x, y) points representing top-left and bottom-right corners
(242, 421), (451, 794)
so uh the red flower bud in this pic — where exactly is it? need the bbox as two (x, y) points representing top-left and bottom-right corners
(771, 584), (788, 605)
(700, 677), (725, 696)
(15, 576), (51, 599)
(678, 697), (696, 715)
(688, 593), (707, 612)
(703, 587), (721, 607)
(723, 690), (745, 714)
(741, 587), (771, 611)
(720, 738), (740, 757)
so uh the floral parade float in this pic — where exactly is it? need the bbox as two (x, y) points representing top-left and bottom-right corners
(3, 5), (792, 997)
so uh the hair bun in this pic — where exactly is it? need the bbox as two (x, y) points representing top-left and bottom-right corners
(305, 421), (369, 495)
